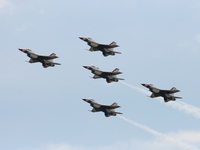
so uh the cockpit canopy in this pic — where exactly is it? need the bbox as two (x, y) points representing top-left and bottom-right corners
(25, 48), (32, 52)
(90, 65), (100, 70)
(88, 99), (99, 104)
(86, 37), (95, 42)
(146, 83), (156, 88)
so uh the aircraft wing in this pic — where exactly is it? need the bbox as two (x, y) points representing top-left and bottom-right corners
(101, 71), (122, 76)
(99, 44), (119, 48)
(160, 89), (180, 94)
(38, 53), (58, 60)
(38, 56), (58, 60)
(100, 105), (120, 109)
(37, 55), (50, 59)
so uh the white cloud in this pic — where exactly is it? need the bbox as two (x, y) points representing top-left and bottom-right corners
(169, 131), (200, 143)
(195, 34), (200, 44)
(21, 133), (200, 150)
(15, 23), (33, 34)
(26, 144), (88, 150)
(0, 0), (13, 13)
(20, 141), (172, 150)
(39, 9), (46, 15)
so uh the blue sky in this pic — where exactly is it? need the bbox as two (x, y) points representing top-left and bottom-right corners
(1, 0), (200, 150)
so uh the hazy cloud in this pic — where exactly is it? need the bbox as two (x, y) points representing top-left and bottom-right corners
(15, 23), (33, 34)
(0, 0), (13, 13)
(20, 141), (186, 150)
(169, 131), (200, 143)
(195, 34), (200, 44)
(39, 9), (46, 15)
(21, 131), (200, 150)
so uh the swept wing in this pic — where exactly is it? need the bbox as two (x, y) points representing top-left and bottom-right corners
(101, 71), (122, 76)
(37, 53), (58, 60)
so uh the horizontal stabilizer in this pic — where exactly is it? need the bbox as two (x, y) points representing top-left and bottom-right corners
(53, 63), (61, 65)
(116, 112), (123, 115)
(118, 78), (125, 80)
(113, 51), (121, 54)
(174, 96), (182, 99)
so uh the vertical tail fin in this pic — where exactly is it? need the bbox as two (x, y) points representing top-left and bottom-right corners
(170, 87), (177, 91)
(49, 53), (56, 57)
(112, 68), (121, 79)
(112, 68), (119, 73)
(110, 41), (117, 45)
(169, 87), (182, 99)
(111, 102), (118, 107)
(169, 87), (177, 97)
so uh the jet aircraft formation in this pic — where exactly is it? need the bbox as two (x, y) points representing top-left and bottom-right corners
(18, 37), (182, 117)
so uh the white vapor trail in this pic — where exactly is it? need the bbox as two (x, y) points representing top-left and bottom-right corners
(120, 81), (200, 119)
(177, 100), (200, 119)
(118, 115), (198, 150)
(119, 81), (151, 96)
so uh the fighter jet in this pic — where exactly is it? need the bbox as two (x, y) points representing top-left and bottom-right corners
(82, 98), (122, 117)
(18, 48), (61, 68)
(83, 65), (124, 83)
(141, 83), (182, 102)
(79, 37), (121, 57)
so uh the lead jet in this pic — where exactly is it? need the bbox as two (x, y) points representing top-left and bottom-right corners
(18, 48), (61, 68)
(83, 65), (124, 83)
(79, 37), (121, 57)
(141, 83), (182, 102)
(82, 99), (122, 117)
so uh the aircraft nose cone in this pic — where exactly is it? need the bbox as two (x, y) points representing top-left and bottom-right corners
(18, 48), (23, 51)
(82, 99), (87, 101)
(141, 83), (146, 86)
(79, 37), (84, 40)
(83, 66), (88, 68)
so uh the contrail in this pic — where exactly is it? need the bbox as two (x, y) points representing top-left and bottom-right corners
(119, 81), (151, 96)
(120, 81), (200, 119)
(178, 100), (200, 113)
(118, 115), (198, 150)
(177, 100), (200, 119)
(165, 100), (200, 119)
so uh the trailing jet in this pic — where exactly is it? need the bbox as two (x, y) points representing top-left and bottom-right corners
(82, 98), (122, 117)
(18, 48), (61, 68)
(83, 65), (124, 83)
(79, 37), (121, 56)
(141, 83), (182, 102)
